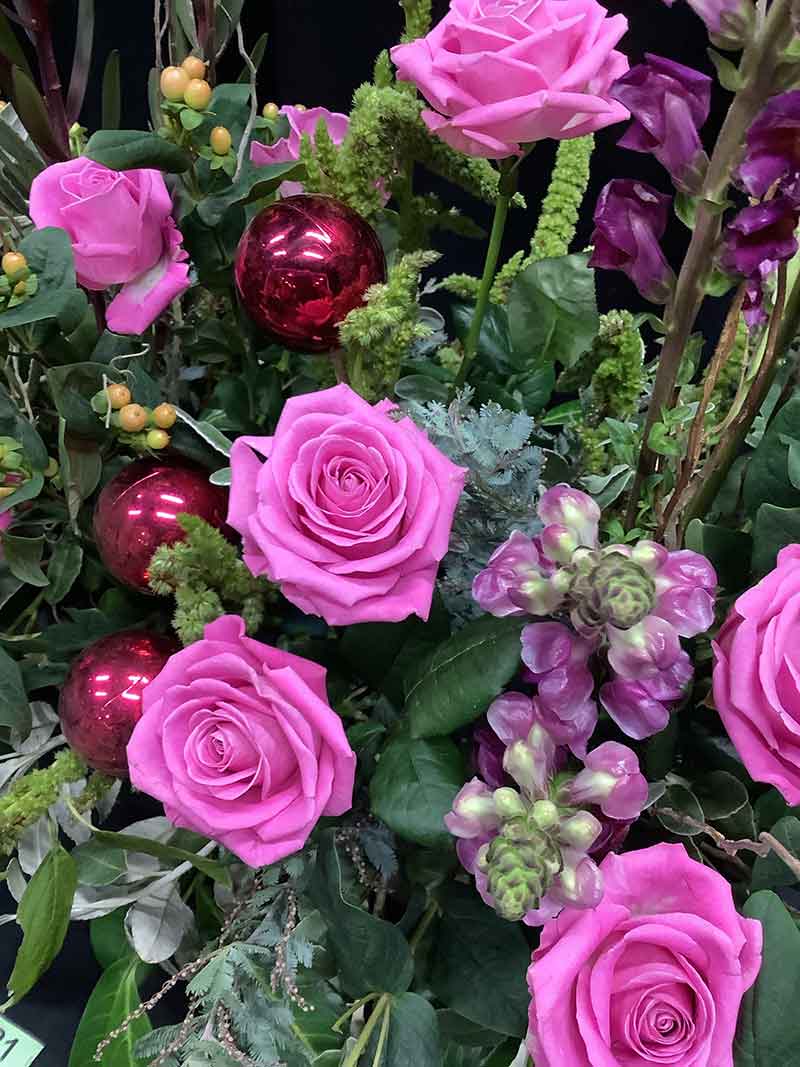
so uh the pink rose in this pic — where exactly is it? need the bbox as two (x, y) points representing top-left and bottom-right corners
(251, 105), (349, 197)
(528, 843), (762, 1067)
(390, 0), (630, 159)
(29, 159), (190, 335)
(713, 544), (800, 803)
(228, 384), (467, 625)
(126, 615), (356, 867)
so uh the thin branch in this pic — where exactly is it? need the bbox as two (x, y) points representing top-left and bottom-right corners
(234, 20), (257, 181)
(0, 2), (32, 28)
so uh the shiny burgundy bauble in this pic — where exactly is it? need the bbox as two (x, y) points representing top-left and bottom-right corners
(93, 458), (228, 593)
(234, 194), (387, 352)
(59, 630), (178, 777)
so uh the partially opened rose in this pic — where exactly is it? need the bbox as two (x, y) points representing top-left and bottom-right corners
(527, 843), (762, 1067)
(126, 615), (356, 867)
(29, 159), (190, 335)
(391, 0), (630, 159)
(228, 383), (467, 625)
(713, 544), (800, 803)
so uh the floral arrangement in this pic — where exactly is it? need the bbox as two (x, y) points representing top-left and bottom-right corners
(2, 0), (800, 1065)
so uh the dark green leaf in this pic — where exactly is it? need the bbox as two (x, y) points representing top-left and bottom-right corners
(655, 783), (705, 836)
(0, 105), (44, 186)
(101, 50), (121, 130)
(684, 519), (753, 592)
(72, 840), (127, 887)
(44, 531), (83, 604)
(752, 503), (800, 576)
(394, 375), (450, 404)
(1, 533), (48, 588)
(516, 363), (555, 415)
(90, 829), (231, 886)
(66, 0), (94, 123)
(674, 191), (697, 229)
(707, 47), (743, 90)
(238, 32), (269, 82)
(7, 844), (77, 1005)
(179, 106), (205, 132)
(430, 883), (530, 1038)
(452, 303), (513, 377)
(48, 362), (122, 438)
(84, 130), (191, 173)
(0, 644), (29, 734)
(90, 909), (129, 970)
(752, 816), (800, 890)
(68, 957), (151, 1067)
(196, 158), (303, 226)
(406, 616), (523, 738)
(11, 65), (63, 161)
(743, 396), (800, 515)
(507, 253), (598, 369)
(692, 770), (749, 821)
(366, 994), (441, 1067)
(735, 891), (800, 1067)
(0, 14), (32, 80)
(370, 734), (464, 847)
(308, 830), (413, 998)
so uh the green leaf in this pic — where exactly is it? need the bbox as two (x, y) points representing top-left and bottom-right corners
(452, 303), (514, 377)
(430, 883), (530, 1039)
(238, 32), (269, 82)
(11, 65), (63, 162)
(370, 734), (464, 847)
(406, 616), (523, 738)
(84, 130), (191, 173)
(684, 519), (752, 593)
(179, 106), (205, 132)
(48, 361), (122, 439)
(692, 770), (749, 821)
(44, 531), (83, 604)
(366, 994), (441, 1067)
(752, 816), (800, 890)
(674, 192), (697, 230)
(743, 396), (800, 515)
(0, 227), (84, 331)
(0, 470), (43, 516)
(90, 829), (231, 886)
(101, 50), (122, 130)
(708, 47), (743, 90)
(751, 503), (800, 576)
(515, 363), (555, 415)
(90, 909), (130, 970)
(0, 645), (30, 734)
(734, 891), (800, 1067)
(655, 783), (705, 836)
(7, 844), (77, 1005)
(394, 375), (450, 404)
(68, 957), (151, 1067)
(72, 840), (127, 887)
(1, 533), (48, 588)
(196, 158), (303, 227)
(507, 253), (599, 369)
(0, 14), (32, 81)
(308, 830), (413, 998)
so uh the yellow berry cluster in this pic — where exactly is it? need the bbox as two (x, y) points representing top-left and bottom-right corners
(0, 251), (36, 307)
(159, 56), (212, 111)
(95, 384), (177, 453)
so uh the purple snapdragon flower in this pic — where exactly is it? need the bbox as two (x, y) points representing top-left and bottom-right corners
(720, 197), (800, 279)
(739, 91), (800, 199)
(589, 180), (676, 304)
(661, 0), (754, 47)
(611, 54), (711, 194)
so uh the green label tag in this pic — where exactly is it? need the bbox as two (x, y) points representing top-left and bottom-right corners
(0, 1020), (43, 1067)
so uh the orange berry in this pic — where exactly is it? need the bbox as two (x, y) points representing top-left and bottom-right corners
(294, 104), (307, 111)
(210, 126), (232, 156)
(160, 65), (190, 102)
(106, 383), (131, 410)
(183, 78), (212, 111)
(2, 251), (26, 276)
(262, 102), (279, 120)
(181, 55), (206, 80)
(119, 404), (148, 433)
(146, 428), (170, 450)
(152, 403), (177, 429)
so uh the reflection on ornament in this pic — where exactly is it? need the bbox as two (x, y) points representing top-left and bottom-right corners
(234, 194), (386, 352)
(59, 630), (177, 777)
(93, 458), (227, 593)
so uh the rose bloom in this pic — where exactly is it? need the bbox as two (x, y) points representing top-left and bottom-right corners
(251, 105), (349, 197)
(228, 384), (467, 625)
(391, 0), (630, 159)
(527, 843), (762, 1067)
(29, 159), (189, 335)
(713, 544), (800, 803)
(127, 615), (356, 867)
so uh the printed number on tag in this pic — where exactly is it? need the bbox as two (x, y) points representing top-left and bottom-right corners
(0, 1021), (44, 1067)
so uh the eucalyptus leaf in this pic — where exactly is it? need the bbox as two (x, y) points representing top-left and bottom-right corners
(90, 829), (230, 886)
(72, 840), (127, 887)
(0, 645), (30, 735)
(125, 881), (194, 964)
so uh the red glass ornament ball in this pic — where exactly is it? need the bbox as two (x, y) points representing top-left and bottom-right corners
(59, 630), (178, 777)
(234, 194), (387, 353)
(93, 458), (228, 593)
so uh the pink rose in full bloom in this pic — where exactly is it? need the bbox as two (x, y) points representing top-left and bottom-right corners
(713, 544), (800, 803)
(29, 160), (190, 335)
(390, 0), (630, 159)
(126, 615), (356, 867)
(527, 843), (762, 1067)
(228, 384), (467, 625)
(251, 105), (349, 197)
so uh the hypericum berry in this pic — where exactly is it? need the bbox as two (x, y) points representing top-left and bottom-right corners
(146, 428), (170, 450)
(181, 55), (206, 80)
(183, 78), (212, 111)
(262, 102), (279, 120)
(119, 403), (148, 433)
(294, 103), (307, 111)
(152, 403), (177, 429)
(210, 126), (232, 156)
(2, 251), (26, 276)
(160, 65), (190, 102)
(106, 383), (131, 410)
(44, 457), (59, 478)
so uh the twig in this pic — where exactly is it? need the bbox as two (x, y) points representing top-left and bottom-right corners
(26, 0), (70, 158)
(234, 20), (257, 181)
(0, 3), (32, 28)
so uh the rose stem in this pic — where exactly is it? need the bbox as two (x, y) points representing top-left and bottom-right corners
(452, 157), (518, 392)
(624, 0), (793, 528)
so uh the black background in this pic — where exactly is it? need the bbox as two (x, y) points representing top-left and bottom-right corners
(1, 2), (727, 1062)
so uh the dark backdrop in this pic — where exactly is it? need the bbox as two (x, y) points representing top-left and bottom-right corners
(1, 3), (725, 1063)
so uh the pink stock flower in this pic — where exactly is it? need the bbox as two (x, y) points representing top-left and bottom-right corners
(527, 843), (763, 1067)
(251, 105), (349, 197)
(538, 485), (600, 549)
(228, 384), (467, 626)
(29, 160), (190, 335)
(390, 0), (630, 160)
(713, 544), (800, 804)
(521, 622), (598, 755)
(126, 615), (356, 867)
(566, 740), (648, 820)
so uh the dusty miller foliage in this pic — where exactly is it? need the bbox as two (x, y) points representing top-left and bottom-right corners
(408, 388), (544, 619)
